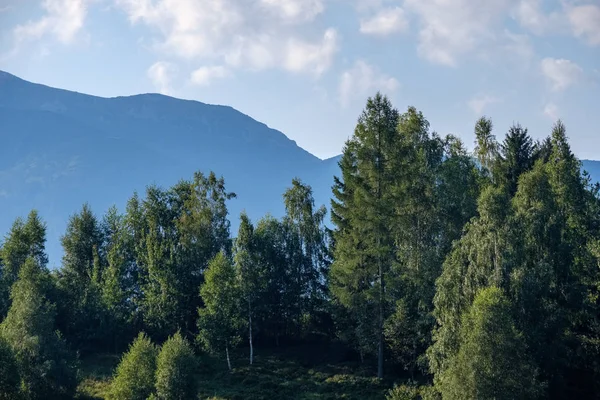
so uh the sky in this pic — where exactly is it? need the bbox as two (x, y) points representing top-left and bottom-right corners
(0, 0), (599, 160)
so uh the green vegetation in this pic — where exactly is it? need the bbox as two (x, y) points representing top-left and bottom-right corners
(1, 258), (77, 399)
(76, 345), (391, 400)
(154, 332), (197, 400)
(1, 93), (599, 399)
(107, 332), (157, 400)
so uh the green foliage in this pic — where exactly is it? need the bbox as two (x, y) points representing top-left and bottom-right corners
(56, 203), (107, 352)
(330, 93), (401, 378)
(155, 332), (197, 400)
(107, 332), (158, 400)
(440, 287), (542, 400)
(133, 172), (235, 338)
(2, 100), (599, 400)
(283, 178), (330, 310)
(0, 258), (77, 399)
(331, 96), (479, 379)
(386, 381), (437, 400)
(0, 210), (48, 318)
(473, 116), (498, 178)
(0, 336), (20, 399)
(198, 251), (243, 368)
(101, 206), (137, 351)
(499, 123), (534, 195)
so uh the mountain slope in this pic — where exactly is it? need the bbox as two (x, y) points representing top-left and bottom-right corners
(1, 71), (599, 266)
(0, 71), (336, 266)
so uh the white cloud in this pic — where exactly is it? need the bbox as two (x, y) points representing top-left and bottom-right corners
(544, 102), (559, 120)
(568, 4), (600, 46)
(404, 0), (513, 67)
(501, 30), (534, 61)
(541, 57), (583, 91)
(360, 7), (408, 36)
(190, 66), (230, 85)
(147, 61), (178, 94)
(14, 0), (88, 44)
(513, 0), (565, 36)
(284, 28), (338, 75)
(117, 0), (338, 75)
(468, 94), (500, 114)
(339, 60), (399, 107)
(259, 0), (324, 24)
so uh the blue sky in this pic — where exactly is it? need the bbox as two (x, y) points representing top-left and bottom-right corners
(0, 0), (599, 160)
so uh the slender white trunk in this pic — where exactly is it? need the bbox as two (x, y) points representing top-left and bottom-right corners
(249, 302), (254, 365)
(226, 343), (232, 371)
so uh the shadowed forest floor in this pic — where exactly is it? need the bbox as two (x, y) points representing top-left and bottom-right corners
(75, 343), (396, 399)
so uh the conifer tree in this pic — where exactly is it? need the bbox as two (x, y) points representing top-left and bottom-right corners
(500, 123), (534, 195)
(330, 93), (400, 378)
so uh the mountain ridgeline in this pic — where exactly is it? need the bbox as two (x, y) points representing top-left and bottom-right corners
(1, 71), (599, 265)
(0, 70), (340, 265)
(1, 79), (600, 399)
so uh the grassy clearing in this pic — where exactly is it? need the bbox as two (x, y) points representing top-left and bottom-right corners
(75, 343), (393, 399)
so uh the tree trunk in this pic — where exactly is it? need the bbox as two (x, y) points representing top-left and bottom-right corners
(376, 114), (385, 380)
(249, 302), (254, 365)
(378, 259), (384, 380)
(226, 342), (232, 371)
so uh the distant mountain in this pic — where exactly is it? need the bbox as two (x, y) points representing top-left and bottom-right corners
(0, 71), (339, 266)
(1, 71), (599, 266)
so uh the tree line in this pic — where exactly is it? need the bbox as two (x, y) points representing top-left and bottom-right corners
(0, 93), (599, 399)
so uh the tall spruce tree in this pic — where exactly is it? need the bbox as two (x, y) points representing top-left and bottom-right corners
(500, 123), (534, 195)
(330, 93), (400, 378)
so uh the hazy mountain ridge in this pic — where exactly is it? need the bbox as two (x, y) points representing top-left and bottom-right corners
(1, 70), (598, 265)
(0, 71), (334, 265)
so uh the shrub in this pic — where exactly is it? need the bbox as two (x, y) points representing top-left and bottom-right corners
(107, 332), (158, 400)
(155, 332), (197, 400)
(385, 381), (421, 400)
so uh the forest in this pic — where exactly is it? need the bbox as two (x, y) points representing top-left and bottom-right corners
(0, 93), (599, 399)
